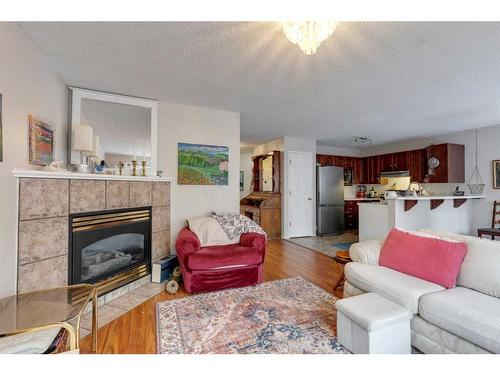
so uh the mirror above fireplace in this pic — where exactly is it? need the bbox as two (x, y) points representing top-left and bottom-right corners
(69, 87), (159, 175)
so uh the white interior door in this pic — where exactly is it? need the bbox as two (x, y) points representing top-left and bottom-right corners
(288, 151), (314, 238)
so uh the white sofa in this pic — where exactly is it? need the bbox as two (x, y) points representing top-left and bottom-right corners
(344, 229), (500, 354)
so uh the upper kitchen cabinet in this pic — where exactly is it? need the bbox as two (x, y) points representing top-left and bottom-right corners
(317, 154), (333, 166)
(406, 149), (426, 182)
(379, 152), (408, 172)
(425, 143), (465, 183)
(364, 156), (381, 184)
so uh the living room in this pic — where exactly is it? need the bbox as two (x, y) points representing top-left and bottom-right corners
(1, 1), (500, 373)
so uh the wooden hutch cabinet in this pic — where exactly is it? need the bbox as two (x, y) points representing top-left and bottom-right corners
(241, 151), (282, 239)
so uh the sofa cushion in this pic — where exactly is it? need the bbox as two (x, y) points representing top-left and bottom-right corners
(379, 228), (468, 288)
(186, 244), (263, 271)
(419, 287), (500, 353)
(344, 262), (444, 313)
(420, 229), (500, 298)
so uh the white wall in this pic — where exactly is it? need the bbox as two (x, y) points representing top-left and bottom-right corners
(240, 147), (253, 199)
(157, 102), (240, 246)
(316, 145), (361, 157)
(0, 23), (68, 298)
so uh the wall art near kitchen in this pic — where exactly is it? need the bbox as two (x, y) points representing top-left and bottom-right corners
(493, 160), (500, 189)
(29, 115), (55, 166)
(0, 94), (3, 162)
(178, 143), (228, 185)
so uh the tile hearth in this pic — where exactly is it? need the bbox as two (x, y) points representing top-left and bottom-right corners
(73, 281), (166, 338)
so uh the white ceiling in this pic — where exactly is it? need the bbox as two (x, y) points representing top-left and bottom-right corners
(81, 98), (151, 157)
(20, 22), (500, 148)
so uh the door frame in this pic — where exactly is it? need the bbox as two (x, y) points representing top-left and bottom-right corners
(284, 150), (315, 239)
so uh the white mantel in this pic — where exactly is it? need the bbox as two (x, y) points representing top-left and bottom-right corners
(13, 168), (174, 182)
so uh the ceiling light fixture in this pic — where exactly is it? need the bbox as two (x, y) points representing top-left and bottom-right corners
(354, 137), (372, 146)
(282, 21), (338, 55)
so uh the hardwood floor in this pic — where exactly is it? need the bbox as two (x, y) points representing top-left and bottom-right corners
(79, 239), (344, 354)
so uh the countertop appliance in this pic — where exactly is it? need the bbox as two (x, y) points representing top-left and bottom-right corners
(317, 166), (345, 235)
(356, 185), (367, 198)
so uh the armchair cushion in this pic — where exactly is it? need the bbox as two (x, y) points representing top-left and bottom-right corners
(186, 244), (263, 271)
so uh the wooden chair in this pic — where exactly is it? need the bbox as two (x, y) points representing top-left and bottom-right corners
(477, 201), (500, 239)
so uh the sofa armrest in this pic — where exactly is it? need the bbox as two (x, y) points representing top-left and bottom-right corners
(349, 239), (384, 265)
(175, 227), (201, 265)
(240, 233), (267, 254)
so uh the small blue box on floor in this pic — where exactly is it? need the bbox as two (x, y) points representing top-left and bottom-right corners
(152, 255), (178, 283)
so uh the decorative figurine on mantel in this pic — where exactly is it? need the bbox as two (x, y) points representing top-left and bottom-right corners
(141, 160), (147, 177)
(132, 160), (138, 176)
(118, 161), (124, 176)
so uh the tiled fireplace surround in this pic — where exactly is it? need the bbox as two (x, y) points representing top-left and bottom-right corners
(16, 177), (171, 294)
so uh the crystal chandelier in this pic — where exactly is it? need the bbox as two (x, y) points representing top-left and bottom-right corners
(282, 21), (338, 55)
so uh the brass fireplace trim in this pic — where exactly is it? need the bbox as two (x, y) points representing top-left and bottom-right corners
(71, 210), (151, 232)
(72, 209), (150, 223)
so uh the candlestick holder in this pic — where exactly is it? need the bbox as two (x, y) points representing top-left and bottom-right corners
(132, 160), (138, 176)
(118, 161), (124, 176)
(141, 160), (147, 177)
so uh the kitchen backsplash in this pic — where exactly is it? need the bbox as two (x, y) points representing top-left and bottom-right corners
(344, 182), (467, 199)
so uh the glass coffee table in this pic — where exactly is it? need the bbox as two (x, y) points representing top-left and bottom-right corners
(0, 284), (97, 353)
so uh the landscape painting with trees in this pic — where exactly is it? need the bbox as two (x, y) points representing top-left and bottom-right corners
(178, 143), (229, 185)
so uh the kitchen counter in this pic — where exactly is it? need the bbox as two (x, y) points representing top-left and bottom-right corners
(358, 194), (486, 241)
(344, 197), (381, 201)
(390, 195), (485, 201)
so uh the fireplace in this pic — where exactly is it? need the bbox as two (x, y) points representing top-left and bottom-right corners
(69, 207), (152, 295)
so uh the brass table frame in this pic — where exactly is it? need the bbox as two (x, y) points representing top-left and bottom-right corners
(0, 284), (98, 353)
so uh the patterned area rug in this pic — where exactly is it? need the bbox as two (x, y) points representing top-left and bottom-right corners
(331, 242), (355, 250)
(156, 277), (349, 354)
(287, 231), (358, 258)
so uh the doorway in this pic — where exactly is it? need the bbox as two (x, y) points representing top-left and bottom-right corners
(287, 151), (315, 238)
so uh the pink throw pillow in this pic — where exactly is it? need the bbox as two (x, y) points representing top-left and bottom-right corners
(379, 228), (468, 288)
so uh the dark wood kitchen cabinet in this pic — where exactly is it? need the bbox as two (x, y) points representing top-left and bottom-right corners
(363, 156), (381, 184)
(379, 152), (407, 172)
(317, 143), (463, 185)
(317, 154), (333, 166)
(344, 200), (359, 230)
(407, 149), (426, 182)
(393, 152), (408, 171)
(353, 158), (365, 184)
(425, 143), (465, 183)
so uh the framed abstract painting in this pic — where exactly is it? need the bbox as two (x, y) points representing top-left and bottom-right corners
(178, 143), (228, 185)
(29, 115), (55, 166)
(494, 160), (500, 189)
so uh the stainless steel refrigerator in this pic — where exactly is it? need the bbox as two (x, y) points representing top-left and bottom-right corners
(317, 166), (345, 235)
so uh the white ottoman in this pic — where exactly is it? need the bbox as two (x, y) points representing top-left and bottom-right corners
(335, 292), (412, 354)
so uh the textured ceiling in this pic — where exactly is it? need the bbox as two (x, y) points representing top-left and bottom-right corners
(81, 99), (151, 156)
(20, 22), (500, 147)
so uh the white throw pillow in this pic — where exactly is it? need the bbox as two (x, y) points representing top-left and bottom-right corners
(456, 236), (500, 298)
(420, 229), (500, 298)
(187, 217), (240, 247)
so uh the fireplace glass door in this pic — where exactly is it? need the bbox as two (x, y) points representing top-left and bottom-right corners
(70, 208), (152, 285)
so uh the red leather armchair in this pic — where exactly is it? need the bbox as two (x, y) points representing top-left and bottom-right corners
(175, 227), (266, 293)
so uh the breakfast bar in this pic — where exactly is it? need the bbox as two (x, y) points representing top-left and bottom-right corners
(358, 195), (486, 241)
